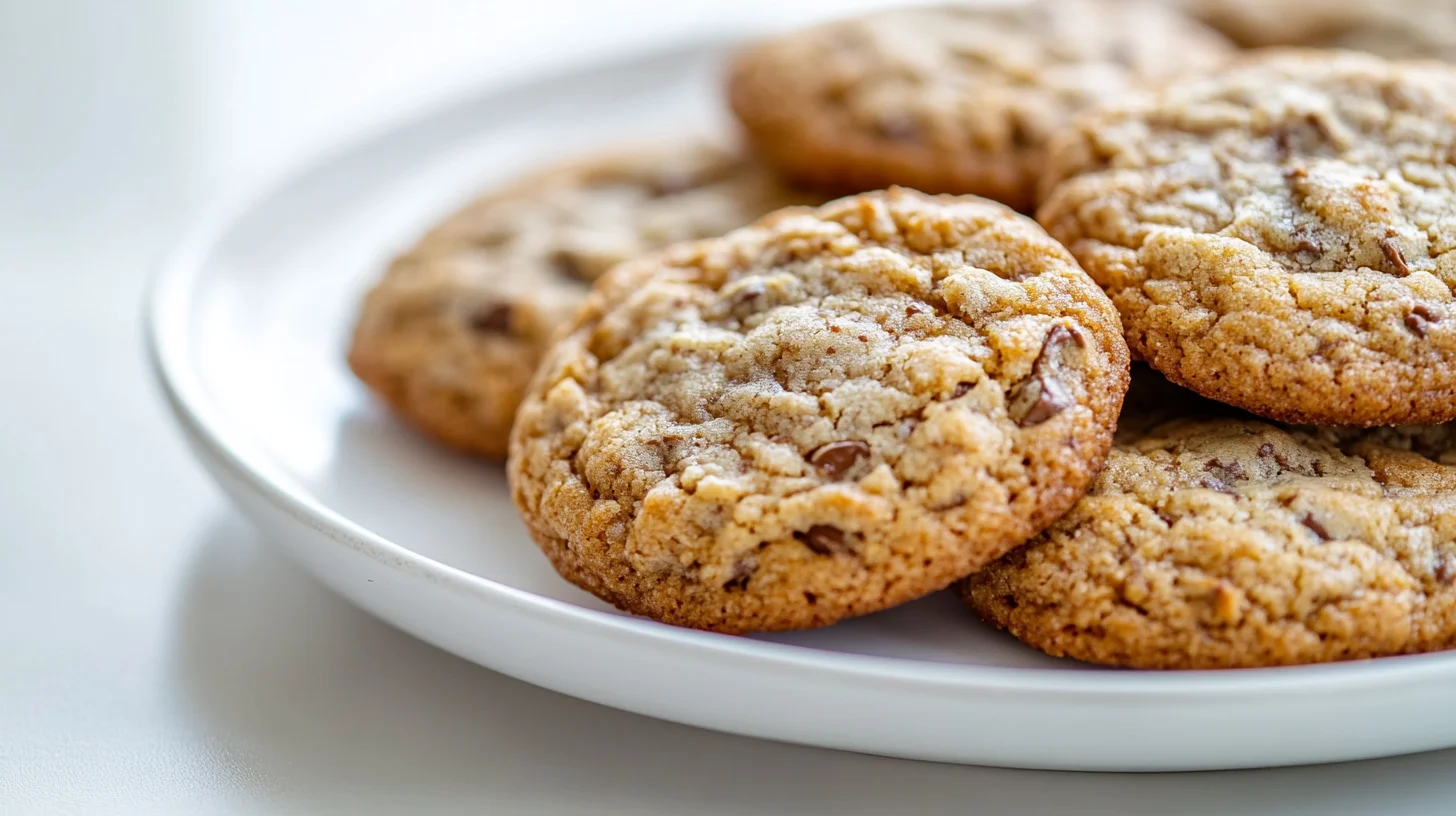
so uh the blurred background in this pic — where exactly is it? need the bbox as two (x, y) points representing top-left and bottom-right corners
(2, 0), (896, 285)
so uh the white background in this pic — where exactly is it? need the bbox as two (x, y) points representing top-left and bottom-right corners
(6, 0), (1456, 812)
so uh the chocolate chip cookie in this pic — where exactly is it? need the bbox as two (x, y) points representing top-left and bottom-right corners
(965, 403), (1456, 669)
(727, 0), (1232, 212)
(508, 188), (1131, 633)
(1039, 50), (1456, 426)
(348, 140), (812, 457)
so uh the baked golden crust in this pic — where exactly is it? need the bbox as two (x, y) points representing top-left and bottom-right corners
(728, 0), (1232, 211)
(1039, 49), (1456, 426)
(509, 189), (1130, 632)
(348, 140), (811, 456)
(966, 411), (1456, 670)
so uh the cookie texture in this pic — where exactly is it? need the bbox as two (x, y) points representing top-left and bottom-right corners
(348, 141), (811, 456)
(508, 189), (1130, 633)
(1039, 50), (1456, 426)
(1188, 0), (1456, 60)
(727, 0), (1232, 212)
(965, 404), (1456, 669)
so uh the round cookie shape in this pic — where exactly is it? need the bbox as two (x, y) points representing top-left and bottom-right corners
(1039, 50), (1456, 426)
(348, 140), (812, 457)
(964, 415), (1456, 669)
(726, 0), (1233, 212)
(508, 188), (1131, 633)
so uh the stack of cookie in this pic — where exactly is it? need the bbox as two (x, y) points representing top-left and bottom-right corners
(349, 0), (1456, 670)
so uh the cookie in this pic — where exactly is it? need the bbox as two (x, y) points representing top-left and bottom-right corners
(1038, 49), (1456, 427)
(1188, 0), (1456, 60)
(964, 404), (1456, 669)
(348, 140), (812, 457)
(726, 0), (1232, 212)
(508, 188), (1131, 633)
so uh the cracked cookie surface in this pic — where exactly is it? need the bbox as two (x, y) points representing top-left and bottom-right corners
(508, 188), (1130, 633)
(727, 0), (1232, 212)
(1039, 50), (1456, 426)
(348, 140), (812, 457)
(964, 371), (1456, 669)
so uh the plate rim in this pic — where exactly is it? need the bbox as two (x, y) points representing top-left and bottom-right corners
(144, 35), (1456, 703)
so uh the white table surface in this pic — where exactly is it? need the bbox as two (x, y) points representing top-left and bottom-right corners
(6, 1), (1456, 812)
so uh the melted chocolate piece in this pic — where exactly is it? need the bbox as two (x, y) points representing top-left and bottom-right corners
(807, 441), (871, 480)
(469, 303), (514, 334)
(796, 525), (851, 555)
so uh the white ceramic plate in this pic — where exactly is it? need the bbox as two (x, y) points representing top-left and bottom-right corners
(147, 38), (1456, 771)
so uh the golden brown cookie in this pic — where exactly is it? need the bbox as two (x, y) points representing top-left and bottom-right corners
(348, 140), (812, 457)
(727, 0), (1233, 211)
(1039, 49), (1456, 427)
(508, 188), (1131, 633)
(964, 406), (1456, 670)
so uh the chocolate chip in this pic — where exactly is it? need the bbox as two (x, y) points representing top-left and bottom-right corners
(1046, 324), (1086, 350)
(875, 113), (919, 142)
(1010, 376), (1074, 427)
(807, 441), (871, 480)
(1406, 303), (1442, 337)
(1204, 458), (1246, 484)
(1007, 325), (1084, 427)
(1436, 557), (1455, 584)
(727, 281), (767, 317)
(1008, 115), (1036, 149)
(1305, 111), (1336, 142)
(468, 303), (513, 334)
(722, 557), (756, 591)
(952, 381), (973, 399)
(1273, 129), (1292, 158)
(1301, 513), (1332, 541)
(549, 249), (593, 282)
(1293, 236), (1322, 266)
(797, 525), (850, 555)
(1276, 113), (1340, 158)
(1381, 231), (1411, 277)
